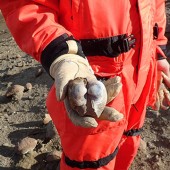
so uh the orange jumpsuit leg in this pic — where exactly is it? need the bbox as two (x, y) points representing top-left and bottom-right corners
(46, 85), (127, 170)
(115, 59), (157, 170)
(114, 104), (145, 170)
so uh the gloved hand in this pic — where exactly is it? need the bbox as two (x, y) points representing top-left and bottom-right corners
(157, 59), (170, 79)
(155, 82), (170, 110)
(154, 71), (170, 111)
(162, 71), (170, 88)
(50, 40), (123, 128)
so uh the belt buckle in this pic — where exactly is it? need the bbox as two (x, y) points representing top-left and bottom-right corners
(122, 34), (136, 52)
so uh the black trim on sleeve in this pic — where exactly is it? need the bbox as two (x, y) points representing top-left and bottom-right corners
(65, 147), (118, 169)
(41, 33), (85, 74)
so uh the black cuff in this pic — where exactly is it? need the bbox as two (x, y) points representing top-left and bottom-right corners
(165, 42), (170, 58)
(157, 53), (165, 60)
(41, 33), (85, 74)
(157, 45), (167, 60)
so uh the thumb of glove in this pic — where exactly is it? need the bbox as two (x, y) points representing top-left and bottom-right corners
(97, 76), (124, 121)
(103, 76), (122, 103)
(98, 106), (124, 121)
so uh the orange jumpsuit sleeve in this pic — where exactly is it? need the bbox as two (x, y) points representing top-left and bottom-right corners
(154, 0), (168, 59)
(0, 0), (72, 62)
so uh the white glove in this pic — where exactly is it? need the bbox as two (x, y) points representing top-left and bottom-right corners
(50, 40), (123, 128)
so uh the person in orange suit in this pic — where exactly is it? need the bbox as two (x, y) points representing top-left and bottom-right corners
(0, 0), (169, 169)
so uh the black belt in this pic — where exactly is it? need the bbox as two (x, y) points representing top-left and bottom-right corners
(65, 147), (118, 169)
(80, 34), (136, 57)
(124, 128), (143, 136)
(80, 23), (159, 57)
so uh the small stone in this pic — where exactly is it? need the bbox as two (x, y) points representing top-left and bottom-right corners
(3, 143), (11, 147)
(46, 150), (62, 162)
(5, 84), (24, 100)
(139, 139), (147, 152)
(4, 113), (9, 118)
(16, 137), (37, 155)
(16, 60), (25, 67)
(155, 155), (159, 161)
(147, 142), (155, 149)
(35, 68), (43, 77)
(16, 54), (22, 58)
(7, 82), (12, 88)
(28, 96), (34, 100)
(160, 150), (164, 154)
(25, 83), (32, 91)
(43, 114), (52, 125)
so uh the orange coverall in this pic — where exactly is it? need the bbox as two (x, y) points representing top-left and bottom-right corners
(0, 0), (167, 169)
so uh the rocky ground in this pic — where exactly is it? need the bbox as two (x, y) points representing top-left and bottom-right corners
(0, 11), (170, 170)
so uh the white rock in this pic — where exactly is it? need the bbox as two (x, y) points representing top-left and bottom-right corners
(16, 137), (37, 155)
